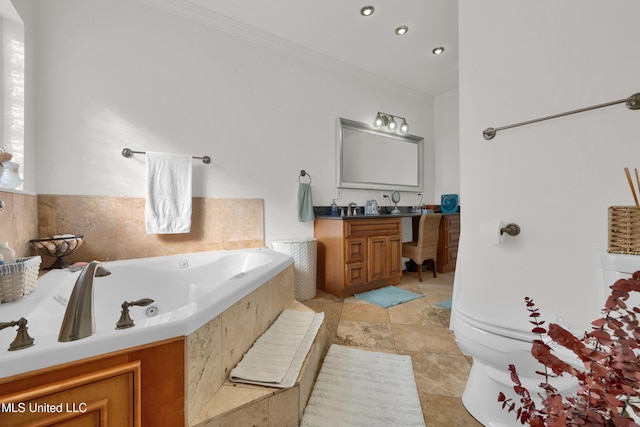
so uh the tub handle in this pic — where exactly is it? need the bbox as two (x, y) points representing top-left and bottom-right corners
(0, 317), (35, 351)
(128, 298), (155, 307)
(116, 298), (155, 330)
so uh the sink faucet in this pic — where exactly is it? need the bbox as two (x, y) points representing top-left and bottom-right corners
(58, 261), (111, 342)
(348, 202), (358, 216)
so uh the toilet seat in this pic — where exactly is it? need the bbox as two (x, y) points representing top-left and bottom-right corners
(454, 298), (560, 342)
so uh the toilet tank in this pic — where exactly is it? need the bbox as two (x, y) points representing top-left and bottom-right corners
(594, 248), (640, 307)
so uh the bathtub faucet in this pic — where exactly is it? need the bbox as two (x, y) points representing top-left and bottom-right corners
(58, 261), (111, 342)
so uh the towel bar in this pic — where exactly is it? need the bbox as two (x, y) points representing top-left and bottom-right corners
(483, 92), (640, 140)
(121, 148), (211, 164)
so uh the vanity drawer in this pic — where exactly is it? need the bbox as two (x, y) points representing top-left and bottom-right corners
(345, 219), (401, 237)
(345, 262), (366, 287)
(345, 237), (365, 263)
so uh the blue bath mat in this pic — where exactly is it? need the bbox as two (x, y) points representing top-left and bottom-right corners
(354, 286), (423, 308)
(436, 298), (452, 310)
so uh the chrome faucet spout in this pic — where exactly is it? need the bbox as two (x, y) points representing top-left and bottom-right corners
(58, 261), (111, 342)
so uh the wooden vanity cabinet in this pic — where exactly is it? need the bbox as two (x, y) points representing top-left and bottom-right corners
(437, 213), (460, 273)
(315, 218), (402, 297)
(0, 337), (184, 427)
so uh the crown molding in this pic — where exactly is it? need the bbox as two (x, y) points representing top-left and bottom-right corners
(136, 0), (428, 100)
(435, 89), (459, 104)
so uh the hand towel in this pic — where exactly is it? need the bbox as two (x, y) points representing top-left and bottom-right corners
(145, 151), (192, 234)
(298, 182), (314, 222)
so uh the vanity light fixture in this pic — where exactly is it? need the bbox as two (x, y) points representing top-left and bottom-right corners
(395, 26), (409, 36)
(360, 5), (375, 16)
(374, 112), (409, 134)
(432, 46), (445, 55)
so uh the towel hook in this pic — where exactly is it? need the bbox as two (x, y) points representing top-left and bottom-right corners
(299, 170), (312, 183)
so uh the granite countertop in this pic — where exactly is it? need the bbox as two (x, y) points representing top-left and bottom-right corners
(314, 212), (423, 220)
(314, 205), (427, 220)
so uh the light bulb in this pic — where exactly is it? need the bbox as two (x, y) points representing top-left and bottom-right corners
(374, 113), (383, 127)
(432, 46), (445, 55)
(360, 6), (374, 16)
(395, 26), (408, 36)
(400, 119), (409, 134)
(388, 117), (397, 130)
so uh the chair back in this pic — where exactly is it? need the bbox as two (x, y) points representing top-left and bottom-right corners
(416, 214), (442, 258)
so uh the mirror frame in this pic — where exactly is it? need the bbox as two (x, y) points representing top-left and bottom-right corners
(336, 117), (424, 192)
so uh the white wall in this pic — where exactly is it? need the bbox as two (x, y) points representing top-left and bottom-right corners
(458, 0), (640, 330)
(434, 90), (459, 202)
(20, 0), (434, 245)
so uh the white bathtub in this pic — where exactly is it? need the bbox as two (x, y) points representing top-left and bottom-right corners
(0, 248), (293, 378)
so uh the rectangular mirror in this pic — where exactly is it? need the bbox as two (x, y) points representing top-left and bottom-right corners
(336, 118), (423, 191)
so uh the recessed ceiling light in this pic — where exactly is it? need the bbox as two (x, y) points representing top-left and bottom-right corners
(432, 46), (445, 55)
(360, 6), (375, 16)
(395, 26), (409, 36)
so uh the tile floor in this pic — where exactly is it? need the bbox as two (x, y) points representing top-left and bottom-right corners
(301, 270), (484, 427)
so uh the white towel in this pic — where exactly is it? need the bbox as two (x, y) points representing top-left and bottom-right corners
(145, 151), (192, 234)
(230, 309), (324, 388)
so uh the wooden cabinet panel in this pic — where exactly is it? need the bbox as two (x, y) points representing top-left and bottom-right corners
(0, 338), (184, 427)
(0, 362), (139, 427)
(315, 218), (402, 297)
(345, 262), (366, 287)
(437, 214), (460, 273)
(346, 237), (365, 263)
(367, 236), (386, 282)
(387, 235), (403, 277)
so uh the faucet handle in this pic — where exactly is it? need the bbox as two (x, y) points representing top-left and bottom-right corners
(116, 298), (155, 329)
(0, 318), (35, 351)
(127, 298), (154, 307)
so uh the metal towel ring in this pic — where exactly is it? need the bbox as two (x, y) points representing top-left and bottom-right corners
(299, 170), (312, 183)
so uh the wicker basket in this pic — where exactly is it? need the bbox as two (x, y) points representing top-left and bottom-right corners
(608, 206), (640, 255)
(272, 238), (317, 301)
(0, 256), (41, 303)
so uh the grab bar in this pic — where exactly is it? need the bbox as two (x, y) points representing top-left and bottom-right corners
(121, 148), (211, 164)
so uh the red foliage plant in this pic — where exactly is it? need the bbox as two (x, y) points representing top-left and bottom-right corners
(498, 271), (640, 426)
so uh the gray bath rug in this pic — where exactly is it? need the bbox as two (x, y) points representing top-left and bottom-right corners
(301, 344), (425, 427)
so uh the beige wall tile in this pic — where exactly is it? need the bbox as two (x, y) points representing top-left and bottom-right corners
(187, 315), (223, 425)
(194, 385), (270, 427)
(268, 387), (299, 427)
(0, 192), (15, 252)
(13, 193), (38, 258)
(33, 195), (265, 264)
(0, 191), (38, 258)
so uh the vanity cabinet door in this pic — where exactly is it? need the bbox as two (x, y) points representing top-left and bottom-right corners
(387, 234), (403, 277)
(437, 214), (460, 273)
(367, 236), (387, 282)
(367, 235), (403, 282)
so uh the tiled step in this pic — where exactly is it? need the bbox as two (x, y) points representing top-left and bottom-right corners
(191, 301), (327, 426)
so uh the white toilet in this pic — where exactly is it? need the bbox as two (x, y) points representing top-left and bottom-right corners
(451, 297), (581, 427)
(452, 249), (640, 426)
(594, 248), (640, 309)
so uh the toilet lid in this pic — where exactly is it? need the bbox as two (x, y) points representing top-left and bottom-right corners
(454, 297), (559, 341)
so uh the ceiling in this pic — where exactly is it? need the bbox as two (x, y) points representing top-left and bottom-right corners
(183, 0), (459, 97)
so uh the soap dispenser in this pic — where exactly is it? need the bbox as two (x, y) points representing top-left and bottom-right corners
(0, 242), (15, 264)
(330, 199), (338, 216)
